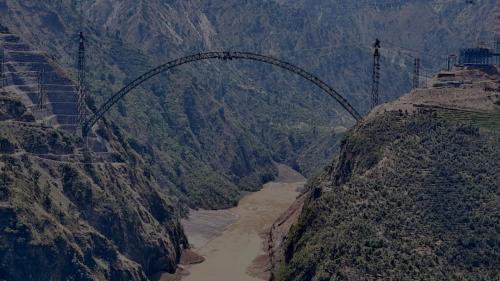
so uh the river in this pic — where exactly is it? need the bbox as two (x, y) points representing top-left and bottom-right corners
(164, 164), (305, 281)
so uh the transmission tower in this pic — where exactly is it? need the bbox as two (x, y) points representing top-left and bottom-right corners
(0, 47), (4, 91)
(413, 58), (420, 89)
(495, 0), (500, 65)
(371, 39), (381, 109)
(77, 31), (87, 125)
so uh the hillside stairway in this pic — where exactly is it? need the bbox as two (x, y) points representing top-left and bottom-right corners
(0, 30), (108, 153)
(0, 32), (79, 131)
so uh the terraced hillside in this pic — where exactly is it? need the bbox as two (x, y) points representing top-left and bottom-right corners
(432, 107), (500, 133)
(0, 88), (190, 280)
(1, 29), (79, 132)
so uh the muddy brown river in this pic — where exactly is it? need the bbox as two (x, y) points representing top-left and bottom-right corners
(164, 164), (305, 281)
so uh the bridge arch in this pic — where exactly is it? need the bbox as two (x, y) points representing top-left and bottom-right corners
(83, 51), (362, 136)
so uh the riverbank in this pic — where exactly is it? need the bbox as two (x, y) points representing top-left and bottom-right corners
(161, 164), (305, 281)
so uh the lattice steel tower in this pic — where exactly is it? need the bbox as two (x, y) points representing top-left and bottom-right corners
(0, 47), (4, 91)
(371, 39), (381, 109)
(413, 58), (420, 89)
(77, 32), (87, 125)
(495, 0), (500, 65)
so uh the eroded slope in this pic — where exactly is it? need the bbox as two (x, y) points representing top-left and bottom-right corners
(0, 93), (186, 281)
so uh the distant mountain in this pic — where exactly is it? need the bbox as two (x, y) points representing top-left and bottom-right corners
(0, 0), (495, 208)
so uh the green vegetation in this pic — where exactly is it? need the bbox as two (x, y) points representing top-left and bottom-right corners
(2, 1), (499, 280)
(1, 0), (495, 211)
(76, 33), (348, 209)
(0, 118), (186, 281)
(434, 108), (500, 133)
(275, 111), (500, 280)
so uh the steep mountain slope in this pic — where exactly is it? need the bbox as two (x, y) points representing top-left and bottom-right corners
(0, 1), (329, 208)
(272, 67), (500, 280)
(0, 90), (187, 281)
(0, 0), (495, 208)
(0, 29), (81, 132)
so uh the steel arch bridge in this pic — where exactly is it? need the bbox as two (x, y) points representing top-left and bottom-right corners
(82, 51), (363, 136)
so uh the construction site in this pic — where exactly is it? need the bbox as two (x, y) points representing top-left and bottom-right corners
(0, 2), (500, 150)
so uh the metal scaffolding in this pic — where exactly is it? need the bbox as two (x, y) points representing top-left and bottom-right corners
(459, 48), (492, 65)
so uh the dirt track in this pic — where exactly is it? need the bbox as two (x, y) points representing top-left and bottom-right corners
(175, 164), (305, 281)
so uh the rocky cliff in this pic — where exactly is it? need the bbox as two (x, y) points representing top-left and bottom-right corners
(0, 91), (187, 281)
(273, 67), (500, 280)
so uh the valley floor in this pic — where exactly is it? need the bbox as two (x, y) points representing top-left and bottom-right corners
(160, 164), (305, 281)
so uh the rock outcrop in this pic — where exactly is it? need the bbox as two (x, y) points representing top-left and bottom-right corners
(0, 93), (187, 281)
